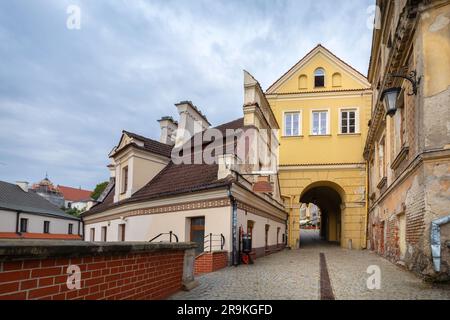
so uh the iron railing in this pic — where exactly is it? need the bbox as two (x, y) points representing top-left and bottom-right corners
(149, 231), (179, 243)
(204, 233), (225, 252)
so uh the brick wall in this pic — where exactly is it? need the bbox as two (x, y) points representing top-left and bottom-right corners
(194, 251), (228, 275)
(0, 241), (196, 300)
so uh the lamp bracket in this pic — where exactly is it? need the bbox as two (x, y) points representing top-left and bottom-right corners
(389, 70), (421, 96)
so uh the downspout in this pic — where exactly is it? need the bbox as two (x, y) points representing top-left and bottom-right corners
(15, 211), (21, 235)
(227, 186), (239, 266)
(430, 215), (450, 272)
(363, 159), (370, 249)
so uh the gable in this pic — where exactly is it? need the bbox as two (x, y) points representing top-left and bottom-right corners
(266, 45), (370, 94)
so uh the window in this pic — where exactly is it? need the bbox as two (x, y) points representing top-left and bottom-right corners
(122, 166), (128, 193)
(277, 227), (280, 246)
(43, 221), (50, 234)
(378, 137), (386, 179)
(340, 109), (357, 134)
(101, 226), (107, 241)
(118, 224), (126, 241)
(90, 228), (95, 241)
(284, 112), (301, 136)
(68, 223), (73, 235)
(265, 224), (270, 250)
(312, 111), (328, 135)
(20, 218), (28, 233)
(314, 68), (325, 87)
(247, 220), (255, 237)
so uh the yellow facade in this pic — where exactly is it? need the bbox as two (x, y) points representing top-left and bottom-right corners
(266, 45), (372, 249)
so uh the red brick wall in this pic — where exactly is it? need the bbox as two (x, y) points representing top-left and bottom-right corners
(0, 251), (184, 300)
(195, 251), (228, 275)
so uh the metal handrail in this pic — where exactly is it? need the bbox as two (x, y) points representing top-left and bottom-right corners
(149, 231), (179, 243)
(204, 233), (225, 252)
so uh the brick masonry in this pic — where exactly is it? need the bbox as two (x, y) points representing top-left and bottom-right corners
(0, 241), (196, 300)
(195, 251), (228, 275)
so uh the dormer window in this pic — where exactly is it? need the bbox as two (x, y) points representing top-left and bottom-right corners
(121, 166), (128, 194)
(314, 68), (325, 88)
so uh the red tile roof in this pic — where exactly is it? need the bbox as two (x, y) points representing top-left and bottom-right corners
(84, 118), (244, 217)
(121, 131), (173, 158)
(58, 185), (92, 202)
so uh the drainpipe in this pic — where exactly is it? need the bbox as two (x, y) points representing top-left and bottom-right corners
(430, 215), (450, 272)
(363, 159), (370, 249)
(227, 187), (239, 266)
(15, 211), (21, 234)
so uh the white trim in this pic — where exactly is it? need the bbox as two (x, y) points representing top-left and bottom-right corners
(282, 110), (302, 137)
(338, 107), (360, 134)
(310, 108), (331, 135)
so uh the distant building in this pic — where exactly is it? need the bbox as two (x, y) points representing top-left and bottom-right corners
(0, 180), (82, 240)
(58, 185), (94, 212)
(31, 175), (64, 208)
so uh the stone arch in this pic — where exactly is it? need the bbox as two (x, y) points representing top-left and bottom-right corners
(299, 180), (346, 245)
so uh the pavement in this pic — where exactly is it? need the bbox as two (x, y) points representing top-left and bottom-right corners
(170, 230), (450, 300)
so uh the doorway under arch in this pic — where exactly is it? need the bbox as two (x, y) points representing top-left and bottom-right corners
(299, 182), (344, 245)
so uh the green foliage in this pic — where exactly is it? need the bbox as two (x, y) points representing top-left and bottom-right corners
(66, 207), (82, 217)
(91, 181), (109, 200)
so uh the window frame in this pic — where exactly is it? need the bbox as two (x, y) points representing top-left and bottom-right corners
(43, 221), (50, 234)
(121, 166), (129, 194)
(90, 228), (95, 241)
(20, 218), (28, 233)
(118, 224), (126, 242)
(314, 68), (325, 88)
(339, 108), (360, 134)
(68, 223), (73, 235)
(283, 111), (302, 137)
(310, 109), (330, 136)
(101, 226), (107, 241)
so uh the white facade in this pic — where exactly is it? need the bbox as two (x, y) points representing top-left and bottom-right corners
(0, 209), (81, 236)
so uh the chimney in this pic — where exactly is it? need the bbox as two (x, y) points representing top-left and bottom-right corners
(16, 181), (29, 192)
(157, 116), (178, 146)
(175, 101), (210, 145)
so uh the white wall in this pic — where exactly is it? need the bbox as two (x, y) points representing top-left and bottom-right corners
(85, 207), (232, 251)
(0, 209), (80, 235)
(0, 209), (17, 232)
(84, 206), (286, 252)
(237, 208), (286, 249)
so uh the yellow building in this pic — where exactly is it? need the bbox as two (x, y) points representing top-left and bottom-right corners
(266, 45), (372, 249)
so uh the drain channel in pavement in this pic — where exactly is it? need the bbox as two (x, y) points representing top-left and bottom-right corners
(319, 252), (335, 300)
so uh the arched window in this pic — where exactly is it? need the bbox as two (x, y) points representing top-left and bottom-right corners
(298, 74), (308, 90)
(314, 68), (325, 88)
(332, 72), (342, 87)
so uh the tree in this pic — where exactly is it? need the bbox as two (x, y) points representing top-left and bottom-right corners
(91, 181), (109, 201)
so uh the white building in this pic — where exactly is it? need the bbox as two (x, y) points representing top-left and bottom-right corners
(0, 181), (82, 240)
(83, 72), (288, 263)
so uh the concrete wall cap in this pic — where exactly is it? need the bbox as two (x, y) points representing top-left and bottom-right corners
(0, 240), (197, 261)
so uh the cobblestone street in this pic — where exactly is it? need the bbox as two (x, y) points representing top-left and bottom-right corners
(170, 230), (450, 300)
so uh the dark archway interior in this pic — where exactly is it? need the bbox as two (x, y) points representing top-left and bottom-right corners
(300, 186), (342, 243)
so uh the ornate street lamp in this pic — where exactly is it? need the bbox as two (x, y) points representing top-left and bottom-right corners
(380, 70), (421, 117)
(381, 87), (401, 117)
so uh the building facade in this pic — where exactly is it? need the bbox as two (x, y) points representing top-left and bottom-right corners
(31, 175), (65, 209)
(58, 185), (94, 212)
(83, 71), (287, 264)
(266, 45), (373, 249)
(365, 0), (450, 280)
(0, 181), (82, 240)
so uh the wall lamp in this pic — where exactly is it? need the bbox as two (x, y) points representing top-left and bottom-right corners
(380, 70), (421, 117)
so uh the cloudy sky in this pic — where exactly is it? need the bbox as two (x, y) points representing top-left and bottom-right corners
(0, 0), (374, 190)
